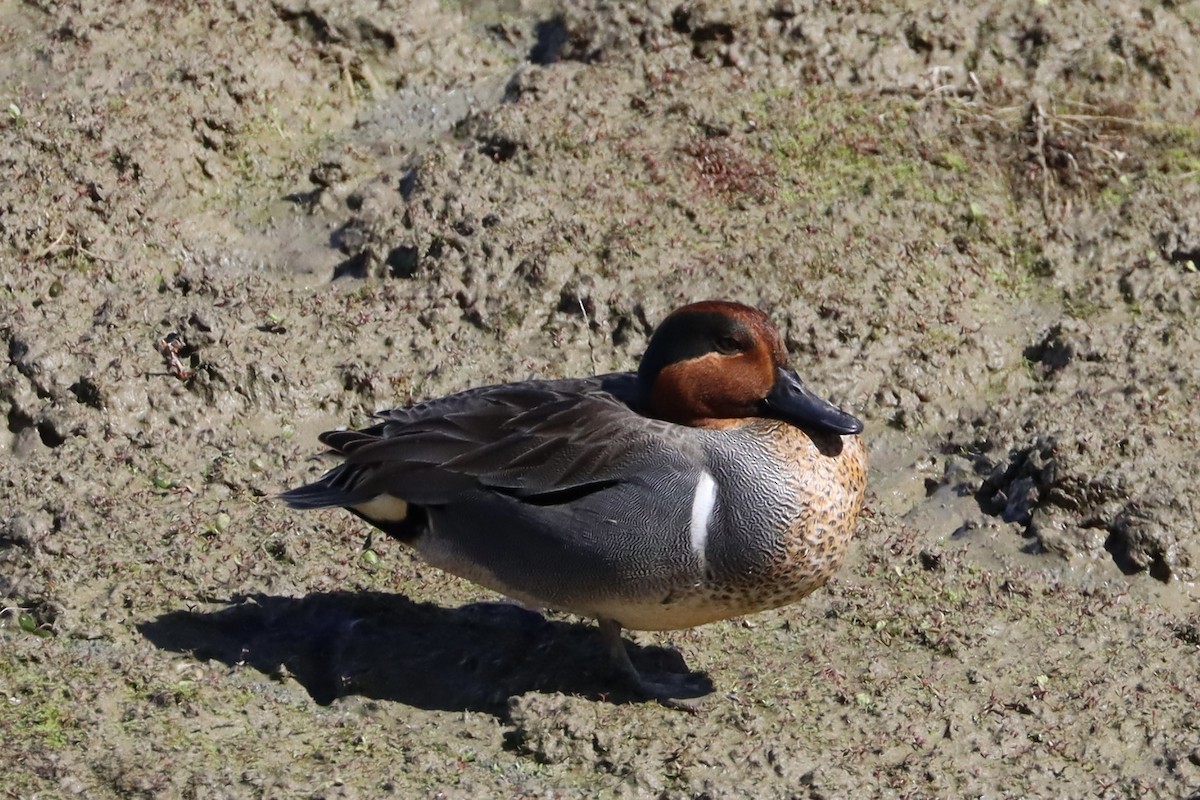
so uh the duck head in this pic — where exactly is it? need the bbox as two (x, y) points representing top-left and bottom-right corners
(637, 300), (863, 434)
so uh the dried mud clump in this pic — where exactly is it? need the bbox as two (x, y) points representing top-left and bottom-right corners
(976, 436), (1181, 581)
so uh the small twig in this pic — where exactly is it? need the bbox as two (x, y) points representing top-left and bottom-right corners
(31, 228), (116, 262)
(578, 297), (598, 374)
(1031, 101), (1052, 225)
(32, 228), (68, 259)
(357, 62), (383, 99)
(338, 50), (357, 103)
(1079, 141), (1127, 162)
(75, 244), (116, 263)
(1055, 113), (1154, 127)
(968, 71), (983, 99)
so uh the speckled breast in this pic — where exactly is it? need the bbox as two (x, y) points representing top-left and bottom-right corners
(641, 421), (869, 629)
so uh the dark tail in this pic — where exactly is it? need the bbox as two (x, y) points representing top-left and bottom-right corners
(279, 468), (367, 510)
(282, 469), (425, 542)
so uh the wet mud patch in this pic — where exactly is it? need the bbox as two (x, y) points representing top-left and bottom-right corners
(974, 435), (1180, 581)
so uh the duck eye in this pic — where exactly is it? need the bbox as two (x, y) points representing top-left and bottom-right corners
(714, 335), (743, 355)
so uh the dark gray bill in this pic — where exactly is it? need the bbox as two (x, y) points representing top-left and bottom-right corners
(761, 368), (863, 435)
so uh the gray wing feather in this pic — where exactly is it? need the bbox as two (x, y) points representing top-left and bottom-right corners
(281, 375), (700, 509)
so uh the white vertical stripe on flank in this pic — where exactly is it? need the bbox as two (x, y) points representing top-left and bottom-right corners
(689, 471), (717, 567)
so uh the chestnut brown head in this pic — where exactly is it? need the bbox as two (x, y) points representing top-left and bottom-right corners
(638, 300), (862, 434)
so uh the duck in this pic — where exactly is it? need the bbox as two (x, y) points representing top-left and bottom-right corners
(281, 300), (868, 709)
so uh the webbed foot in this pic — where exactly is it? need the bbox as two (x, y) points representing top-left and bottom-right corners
(598, 618), (712, 712)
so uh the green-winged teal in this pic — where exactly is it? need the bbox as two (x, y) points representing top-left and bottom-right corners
(283, 300), (868, 709)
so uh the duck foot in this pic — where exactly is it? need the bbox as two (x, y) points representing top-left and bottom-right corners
(598, 618), (712, 712)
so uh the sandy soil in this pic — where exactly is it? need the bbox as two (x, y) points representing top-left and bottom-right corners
(3, 0), (1200, 797)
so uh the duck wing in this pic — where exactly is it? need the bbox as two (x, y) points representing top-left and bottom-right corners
(281, 374), (697, 509)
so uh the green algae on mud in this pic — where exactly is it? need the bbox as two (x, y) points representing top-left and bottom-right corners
(3, 0), (1200, 797)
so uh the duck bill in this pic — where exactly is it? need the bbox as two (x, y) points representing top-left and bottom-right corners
(761, 368), (863, 435)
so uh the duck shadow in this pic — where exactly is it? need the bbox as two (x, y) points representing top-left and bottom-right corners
(138, 591), (710, 715)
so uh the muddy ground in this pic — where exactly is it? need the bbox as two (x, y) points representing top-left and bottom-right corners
(3, 0), (1200, 797)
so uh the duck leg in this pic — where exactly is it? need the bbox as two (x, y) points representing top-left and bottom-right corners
(597, 618), (711, 712)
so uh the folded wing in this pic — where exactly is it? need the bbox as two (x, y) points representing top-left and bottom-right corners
(280, 375), (697, 510)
